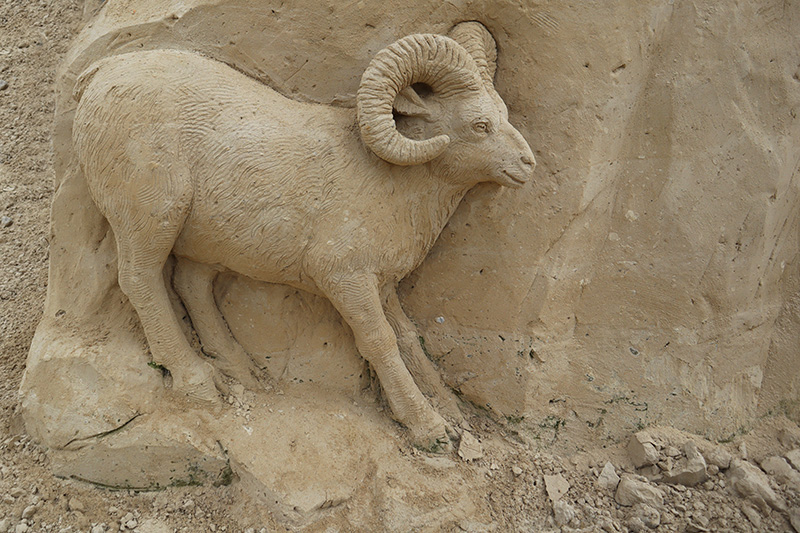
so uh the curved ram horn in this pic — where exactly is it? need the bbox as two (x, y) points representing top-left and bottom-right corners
(448, 22), (505, 111)
(357, 34), (482, 166)
(448, 21), (497, 86)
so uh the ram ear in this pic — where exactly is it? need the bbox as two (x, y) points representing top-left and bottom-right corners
(393, 85), (432, 118)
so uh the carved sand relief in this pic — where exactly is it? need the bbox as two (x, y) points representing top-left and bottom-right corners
(72, 22), (534, 449)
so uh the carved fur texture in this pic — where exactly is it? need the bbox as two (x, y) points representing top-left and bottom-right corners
(72, 24), (535, 449)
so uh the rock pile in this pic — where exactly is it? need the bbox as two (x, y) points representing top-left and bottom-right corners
(579, 426), (800, 532)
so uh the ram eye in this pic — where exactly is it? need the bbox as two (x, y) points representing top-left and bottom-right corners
(472, 121), (490, 134)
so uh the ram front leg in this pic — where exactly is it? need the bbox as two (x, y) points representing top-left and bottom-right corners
(383, 286), (463, 423)
(325, 275), (451, 452)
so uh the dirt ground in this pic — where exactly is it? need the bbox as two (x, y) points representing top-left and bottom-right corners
(1, 1), (800, 532)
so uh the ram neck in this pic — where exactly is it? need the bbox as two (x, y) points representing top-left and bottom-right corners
(396, 165), (473, 253)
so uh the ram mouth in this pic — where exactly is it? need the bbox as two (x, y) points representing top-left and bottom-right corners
(502, 169), (527, 185)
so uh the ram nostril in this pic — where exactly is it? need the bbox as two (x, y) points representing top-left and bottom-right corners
(521, 155), (534, 166)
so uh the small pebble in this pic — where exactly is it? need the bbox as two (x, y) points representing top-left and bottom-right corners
(553, 500), (576, 527)
(741, 505), (761, 528)
(90, 525), (106, 533)
(0, 80), (8, 91)
(68, 497), (85, 513)
(665, 446), (681, 457)
(121, 512), (136, 530)
(21, 505), (37, 519)
(1, 216), (12, 228)
(637, 504), (660, 528)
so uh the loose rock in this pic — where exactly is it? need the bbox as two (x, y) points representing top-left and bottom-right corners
(664, 446), (680, 457)
(686, 520), (709, 533)
(598, 517), (621, 533)
(628, 433), (659, 468)
(1, 216), (12, 228)
(632, 503), (660, 529)
(789, 507), (800, 533)
(627, 516), (648, 532)
(738, 442), (748, 460)
(552, 500), (575, 527)
(597, 461), (621, 491)
(705, 446), (732, 470)
(740, 504), (761, 528)
(760, 455), (800, 490)
(0, 80), (7, 91)
(785, 449), (800, 471)
(121, 513), (137, 530)
(779, 427), (800, 449)
(615, 474), (664, 507)
(67, 497), (84, 513)
(727, 459), (787, 512)
(457, 430), (483, 462)
(661, 441), (707, 486)
(544, 473), (570, 502)
(136, 518), (171, 533)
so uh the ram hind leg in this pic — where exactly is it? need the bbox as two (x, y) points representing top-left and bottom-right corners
(113, 222), (223, 404)
(92, 151), (225, 404)
(326, 276), (451, 452)
(173, 258), (263, 389)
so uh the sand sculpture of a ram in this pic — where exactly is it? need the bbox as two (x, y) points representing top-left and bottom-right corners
(72, 22), (535, 450)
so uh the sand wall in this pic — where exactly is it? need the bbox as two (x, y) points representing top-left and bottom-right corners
(23, 0), (800, 446)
